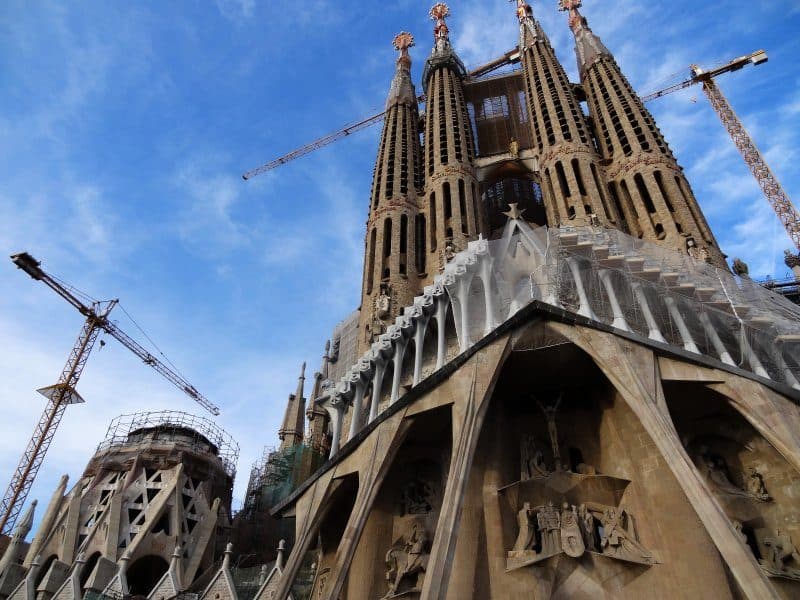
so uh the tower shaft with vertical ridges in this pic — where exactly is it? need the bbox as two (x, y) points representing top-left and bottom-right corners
(359, 33), (424, 353)
(422, 4), (484, 273)
(561, 0), (724, 266)
(516, 1), (615, 228)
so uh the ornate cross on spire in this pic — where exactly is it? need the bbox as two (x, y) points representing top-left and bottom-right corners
(392, 31), (415, 68)
(430, 3), (451, 42)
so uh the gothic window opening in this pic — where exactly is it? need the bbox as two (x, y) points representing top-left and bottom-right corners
(555, 161), (571, 199)
(382, 218), (392, 280)
(571, 158), (587, 196)
(366, 227), (376, 294)
(386, 107), (398, 199)
(438, 71), (449, 165)
(399, 214), (408, 276)
(608, 181), (629, 233)
(400, 110), (409, 195)
(634, 173), (656, 214)
(619, 180), (642, 237)
(458, 179), (468, 234)
(415, 215), (427, 274)
(443, 182), (452, 223)
(429, 193), (437, 251)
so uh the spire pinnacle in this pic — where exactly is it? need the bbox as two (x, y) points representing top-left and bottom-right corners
(430, 3), (451, 43)
(514, 0), (534, 23)
(558, 0), (585, 33)
(387, 32), (418, 108)
(393, 31), (414, 70)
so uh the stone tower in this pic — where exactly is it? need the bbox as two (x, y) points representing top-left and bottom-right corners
(560, 0), (725, 265)
(0, 412), (237, 600)
(359, 32), (424, 351)
(421, 3), (483, 265)
(277, 363), (306, 451)
(515, 0), (614, 227)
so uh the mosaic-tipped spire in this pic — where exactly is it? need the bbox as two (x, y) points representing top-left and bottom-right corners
(430, 3), (450, 44)
(558, 0), (610, 76)
(386, 32), (417, 109)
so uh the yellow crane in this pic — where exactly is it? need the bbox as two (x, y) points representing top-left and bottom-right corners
(0, 252), (220, 535)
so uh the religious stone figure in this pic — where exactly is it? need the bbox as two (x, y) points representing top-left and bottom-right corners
(731, 258), (750, 278)
(536, 394), (563, 469)
(760, 530), (800, 580)
(598, 507), (653, 564)
(560, 503), (585, 558)
(686, 237), (710, 263)
(537, 501), (561, 556)
(402, 480), (434, 515)
(520, 434), (549, 480)
(578, 504), (598, 552)
(384, 521), (430, 597)
(512, 503), (535, 553)
(699, 450), (770, 502)
(745, 467), (770, 501)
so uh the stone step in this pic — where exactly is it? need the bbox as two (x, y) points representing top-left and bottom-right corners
(662, 272), (680, 286)
(640, 268), (662, 282)
(599, 255), (626, 269)
(696, 287), (717, 302)
(560, 232), (579, 246)
(625, 257), (646, 272)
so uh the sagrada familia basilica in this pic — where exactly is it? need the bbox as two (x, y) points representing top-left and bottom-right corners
(2, 1), (800, 599)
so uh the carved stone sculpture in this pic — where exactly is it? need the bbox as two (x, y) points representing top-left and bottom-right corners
(745, 467), (770, 501)
(699, 450), (771, 502)
(578, 504), (598, 552)
(384, 521), (430, 597)
(536, 394), (563, 469)
(512, 502), (535, 552)
(520, 434), (549, 480)
(537, 501), (561, 556)
(760, 530), (800, 581)
(598, 507), (653, 564)
(731, 258), (750, 277)
(560, 503), (585, 558)
(402, 480), (434, 515)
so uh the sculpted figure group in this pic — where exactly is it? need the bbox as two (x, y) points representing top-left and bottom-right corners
(510, 500), (653, 566)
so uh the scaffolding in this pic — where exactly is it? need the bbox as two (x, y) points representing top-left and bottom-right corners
(465, 69), (531, 157)
(96, 410), (239, 478)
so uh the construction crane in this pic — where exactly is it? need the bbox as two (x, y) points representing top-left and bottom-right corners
(241, 49), (520, 180)
(0, 252), (220, 536)
(641, 49), (800, 251)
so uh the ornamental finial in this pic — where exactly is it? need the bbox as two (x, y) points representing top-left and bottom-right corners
(558, 0), (584, 31)
(393, 31), (415, 68)
(430, 3), (450, 42)
(514, 0), (533, 23)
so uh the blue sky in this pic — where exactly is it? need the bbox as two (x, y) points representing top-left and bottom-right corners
(1, 0), (798, 528)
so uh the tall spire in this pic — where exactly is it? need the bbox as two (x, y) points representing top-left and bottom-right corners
(386, 32), (416, 109)
(278, 362), (306, 450)
(560, 0), (725, 266)
(514, 0), (615, 227)
(359, 33), (425, 352)
(558, 0), (610, 76)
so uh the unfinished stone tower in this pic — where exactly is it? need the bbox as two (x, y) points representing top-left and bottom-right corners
(0, 412), (237, 600)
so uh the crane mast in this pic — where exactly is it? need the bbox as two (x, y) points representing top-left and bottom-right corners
(0, 252), (219, 535)
(696, 75), (800, 250)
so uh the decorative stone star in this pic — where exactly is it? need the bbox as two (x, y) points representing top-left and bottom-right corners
(503, 203), (526, 220)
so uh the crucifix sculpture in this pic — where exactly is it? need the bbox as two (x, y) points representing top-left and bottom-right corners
(536, 392), (563, 468)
